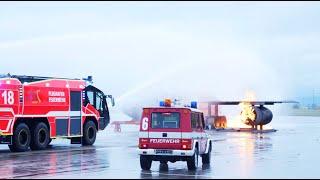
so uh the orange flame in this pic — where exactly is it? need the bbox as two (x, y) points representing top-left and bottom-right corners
(229, 90), (257, 128)
(240, 102), (256, 125)
(240, 90), (257, 126)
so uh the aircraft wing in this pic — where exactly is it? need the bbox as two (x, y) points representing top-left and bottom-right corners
(204, 101), (298, 105)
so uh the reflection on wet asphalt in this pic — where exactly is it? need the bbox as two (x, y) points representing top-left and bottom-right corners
(0, 116), (319, 178)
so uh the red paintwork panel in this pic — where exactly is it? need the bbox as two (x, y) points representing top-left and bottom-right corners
(0, 120), (10, 131)
(47, 117), (56, 137)
(23, 86), (70, 115)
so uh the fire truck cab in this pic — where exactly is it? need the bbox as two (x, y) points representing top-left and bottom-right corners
(138, 99), (212, 170)
(0, 74), (114, 152)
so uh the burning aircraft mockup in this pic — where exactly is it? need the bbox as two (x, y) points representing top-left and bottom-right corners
(201, 101), (298, 130)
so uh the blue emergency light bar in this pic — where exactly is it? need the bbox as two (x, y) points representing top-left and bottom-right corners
(159, 101), (165, 107)
(159, 99), (198, 108)
(191, 101), (197, 109)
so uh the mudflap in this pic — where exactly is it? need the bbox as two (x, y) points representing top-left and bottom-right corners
(0, 136), (12, 145)
(71, 137), (82, 144)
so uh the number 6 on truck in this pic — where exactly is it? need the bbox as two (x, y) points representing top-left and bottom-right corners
(142, 117), (149, 131)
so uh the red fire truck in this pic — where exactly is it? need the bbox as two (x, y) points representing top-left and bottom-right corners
(0, 74), (114, 152)
(138, 99), (213, 170)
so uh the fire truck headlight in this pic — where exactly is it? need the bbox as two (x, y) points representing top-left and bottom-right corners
(139, 143), (148, 149)
(181, 139), (192, 150)
(139, 138), (148, 149)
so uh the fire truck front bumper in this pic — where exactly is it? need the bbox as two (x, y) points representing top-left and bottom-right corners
(138, 148), (195, 157)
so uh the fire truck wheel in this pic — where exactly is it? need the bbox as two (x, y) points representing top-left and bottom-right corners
(140, 155), (152, 170)
(8, 123), (31, 152)
(187, 147), (199, 170)
(30, 122), (50, 150)
(82, 120), (97, 146)
(202, 143), (212, 164)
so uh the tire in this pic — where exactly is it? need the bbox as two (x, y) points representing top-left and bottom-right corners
(8, 123), (31, 152)
(159, 162), (168, 171)
(202, 143), (212, 164)
(82, 120), (97, 146)
(187, 147), (199, 170)
(30, 122), (50, 150)
(140, 155), (152, 170)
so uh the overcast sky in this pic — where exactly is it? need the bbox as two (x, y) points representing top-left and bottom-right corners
(0, 2), (319, 119)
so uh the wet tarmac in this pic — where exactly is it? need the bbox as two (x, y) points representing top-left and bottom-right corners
(0, 116), (320, 179)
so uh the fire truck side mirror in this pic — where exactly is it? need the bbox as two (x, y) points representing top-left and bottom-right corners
(106, 95), (115, 107)
(111, 97), (115, 107)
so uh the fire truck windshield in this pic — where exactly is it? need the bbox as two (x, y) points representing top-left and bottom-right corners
(151, 112), (180, 129)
